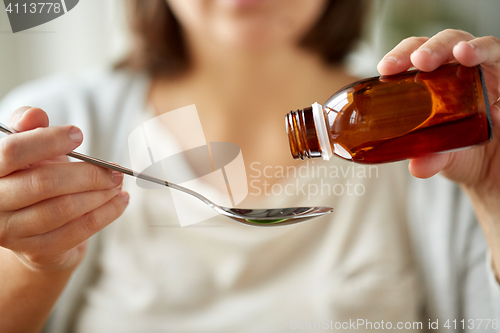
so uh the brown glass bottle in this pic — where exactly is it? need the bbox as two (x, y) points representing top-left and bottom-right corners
(286, 64), (492, 164)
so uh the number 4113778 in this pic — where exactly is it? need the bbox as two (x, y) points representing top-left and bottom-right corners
(5, 3), (62, 14)
(444, 319), (498, 330)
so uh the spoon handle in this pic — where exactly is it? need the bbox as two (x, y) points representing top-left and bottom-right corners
(0, 122), (214, 207)
(67, 151), (135, 176)
(66, 151), (216, 208)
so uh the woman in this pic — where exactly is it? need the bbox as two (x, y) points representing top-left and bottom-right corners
(0, 0), (499, 332)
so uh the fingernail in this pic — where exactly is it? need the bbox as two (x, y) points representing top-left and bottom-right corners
(12, 107), (30, 130)
(119, 191), (130, 204)
(382, 56), (397, 63)
(467, 41), (476, 49)
(112, 171), (124, 185)
(419, 47), (433, 55)
(68, 126), (83, 144)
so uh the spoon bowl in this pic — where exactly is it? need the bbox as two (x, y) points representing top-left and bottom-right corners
(222, 206), (334, 226)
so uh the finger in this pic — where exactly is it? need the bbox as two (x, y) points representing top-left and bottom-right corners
(378, 36), (429, 75)
(10, 187), (122, 238)
(9, 238), (89, 271)
(0, 162), (124, 211)
(8, 107), (69, 165)
(492, 103), (500, 128)
(409, 153), (450, 179)
(26, 191), (129, 256)
(0, 125), (83, 177)
(410, 29), (474, 72)
(9, 107), (49, 132)
(453, 36), (500, 68)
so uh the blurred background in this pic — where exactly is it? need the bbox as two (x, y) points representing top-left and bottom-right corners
(0, 0), (499, 100)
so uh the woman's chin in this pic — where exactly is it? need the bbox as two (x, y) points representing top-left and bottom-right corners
(216, 35), (287, 53)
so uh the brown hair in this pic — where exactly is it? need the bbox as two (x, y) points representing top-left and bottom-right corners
(120, 0), (366, 77)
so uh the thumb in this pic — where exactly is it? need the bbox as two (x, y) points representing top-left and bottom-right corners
(9, 107), (50, 132)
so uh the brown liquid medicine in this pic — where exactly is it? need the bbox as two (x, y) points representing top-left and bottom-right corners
(286, 64), (492, 164)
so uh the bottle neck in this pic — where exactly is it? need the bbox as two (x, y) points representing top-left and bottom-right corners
(285, 106), (323, 159)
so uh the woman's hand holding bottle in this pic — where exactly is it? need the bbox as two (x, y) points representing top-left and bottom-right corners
(378, 29), (500, 277)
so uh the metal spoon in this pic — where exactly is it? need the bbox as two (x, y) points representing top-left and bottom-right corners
(0, 122), (333, 227)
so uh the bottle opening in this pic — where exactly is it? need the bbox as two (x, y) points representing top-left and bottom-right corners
(285, 106), (322, 160)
